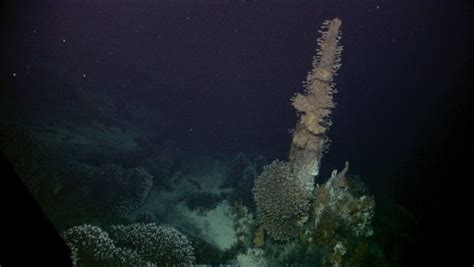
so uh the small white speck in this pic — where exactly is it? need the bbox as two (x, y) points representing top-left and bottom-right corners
(186, 16), (191, 20)
(62, 39), (66, 43)
(12, 73), (16, 77)
(82, 74), (87, 78)
(189, 128), (193, 132)
(376, 5), (380, 9)
(33, 30), (36, 34)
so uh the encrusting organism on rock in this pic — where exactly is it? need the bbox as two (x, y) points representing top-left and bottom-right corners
(289, 18), (343, 193)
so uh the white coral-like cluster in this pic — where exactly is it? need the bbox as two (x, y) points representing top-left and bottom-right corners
(252, 160), (311, 241)
(63, 224), (117, 263)
(109, 223), (195, 266)
(63, 223), (195, 266)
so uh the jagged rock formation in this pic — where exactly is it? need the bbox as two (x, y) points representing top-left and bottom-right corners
(311, 162), (375, 242)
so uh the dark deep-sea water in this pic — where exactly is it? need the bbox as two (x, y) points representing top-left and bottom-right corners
(0, 0), (472, 266)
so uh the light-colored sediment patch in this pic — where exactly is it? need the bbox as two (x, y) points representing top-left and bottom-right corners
(134, 154), (237, 251)
(172, 201), (238, 251)
(236, 248), (268, 267)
